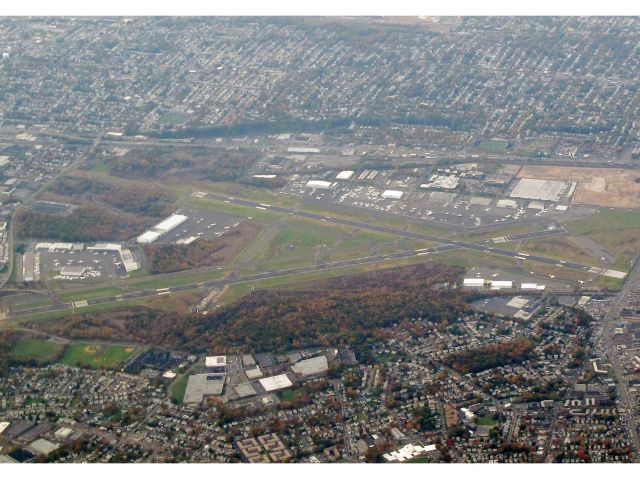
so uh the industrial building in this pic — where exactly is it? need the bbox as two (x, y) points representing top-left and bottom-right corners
(183, 374), (225, 404)
(383, 443), (437, 462)
(137, 213), (188, 244)
(490, 280), (514, 290)
(509, 178), (568, 202)
(259, 374), (293, 392)
(205, 356), (227, 368)
(463, 278), (485, 288)
(35, 242), (73, 252)
(137, 231), (161, 244)
(290, 355), (328, 377)
(234, 383), (257, 399)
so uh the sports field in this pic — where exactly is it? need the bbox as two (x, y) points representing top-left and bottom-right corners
(62, 344), (136, 370)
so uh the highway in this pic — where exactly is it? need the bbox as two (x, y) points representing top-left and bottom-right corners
(598, 258), (640, 458)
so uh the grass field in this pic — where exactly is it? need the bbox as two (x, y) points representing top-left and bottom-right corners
(564, 209), (640, 271)
(479, 140), (508, 154)
(476, 415), (499, 426)
(160, 111), (190, 126)
(520, 236), (599, 267)
(170, 374), (190, 403)
(58, 287), (127, 304)
(11, 297), (55, 312)
(11, 338), (65, 364)
(62, 343), (136, 370)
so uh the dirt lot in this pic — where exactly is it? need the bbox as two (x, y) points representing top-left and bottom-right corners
(518, 166), (640, 208)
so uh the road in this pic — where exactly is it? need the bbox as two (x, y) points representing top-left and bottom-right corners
(598, 257), (640, 458)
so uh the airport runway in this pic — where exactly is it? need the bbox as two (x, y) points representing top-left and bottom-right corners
(203, 192), (592, 270)
(11, 222), (585, 320)
(10, 193), (608, 320)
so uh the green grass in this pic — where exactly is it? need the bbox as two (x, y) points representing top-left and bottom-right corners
(476, 415), (498, 426)
(281, 389), (297, 402)
(11, 297), (55, 312)
(564, 209), (640, 271)
(160, 111), (190, 126)
(88, 160), (113, 174)
(187, 197), (280, 221)
(407, 455), (431, 463)
(170, 374), (190, 403)
(58, 287), (127, 304)
(11, 338), (65, 364)
(520, 236), (599, 267)
(479, 140), (508, 154)
(61, 343), (135, 370)
(127, 268), (226, 290)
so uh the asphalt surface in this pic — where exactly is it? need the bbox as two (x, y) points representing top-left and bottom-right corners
(598, 258), (640, 457)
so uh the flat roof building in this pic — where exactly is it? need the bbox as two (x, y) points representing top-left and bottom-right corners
(291, 355), (328, 377)
(234, 383), (257, 398)
(259, 374), (293, 392)
(510, 178), (567, 202)
(305, 180), (332, 189)
(205, 356), (227, 367)
(154, 214), (188, 233)
(137, 231), (161, 244)
(381, 189), (404, 200)
(336, 170), (354, 180)
(60, 266), (86, 278)
(183, 374), (225, 404)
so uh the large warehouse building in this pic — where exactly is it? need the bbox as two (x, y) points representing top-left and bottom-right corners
(509, 178), (568, 202)
(137, 213), (188, 244)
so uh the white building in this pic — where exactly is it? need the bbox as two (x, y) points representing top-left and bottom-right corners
(259, 374), (293, 392)
(381, 190), (404, 200)
(336, 170), (355, 180)
(463, 278), (485, 288)
(305, 180), (332, 189)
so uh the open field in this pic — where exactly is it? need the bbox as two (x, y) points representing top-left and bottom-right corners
(519, 235), (600, 267)
(516, 139), (555, 157)
(58, 287), (127, 304)
(11, 296), (55, 312)
(518, 165), (640, 208)
(479, 140), (508, 154)
(563, 209), (640, 271)
(11, 338), (65, 364)
(62, 343), (136, 370)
